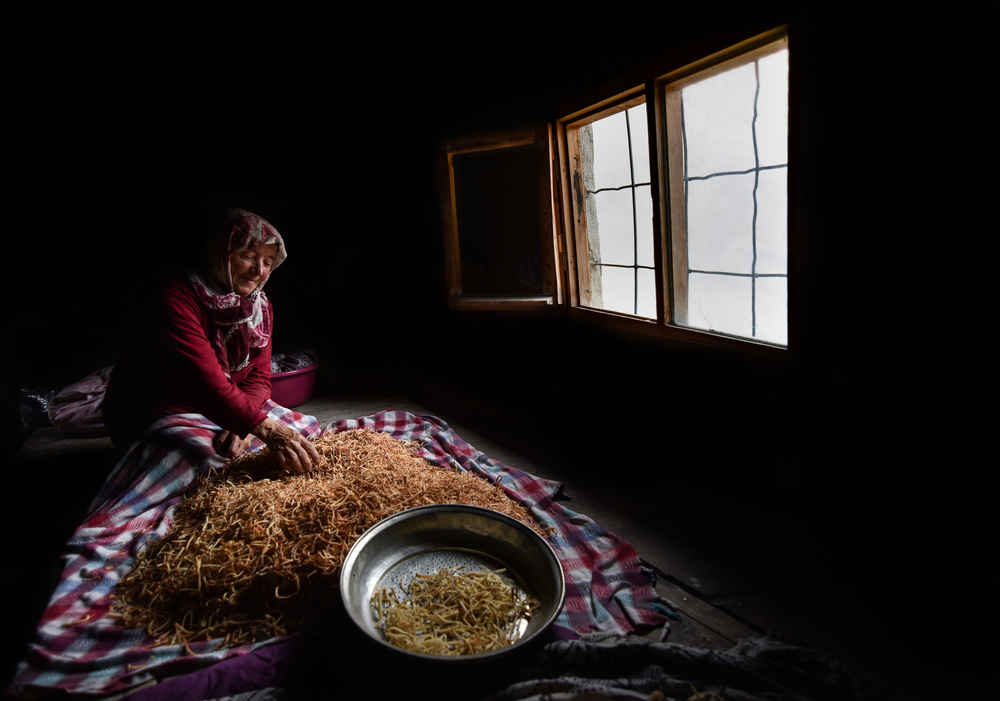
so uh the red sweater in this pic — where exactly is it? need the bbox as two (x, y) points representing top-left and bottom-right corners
(103, 278), (272, 448)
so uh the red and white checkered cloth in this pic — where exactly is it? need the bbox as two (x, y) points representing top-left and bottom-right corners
(6, 409), (666, 697)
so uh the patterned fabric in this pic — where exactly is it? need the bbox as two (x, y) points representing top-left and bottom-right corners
(46, 365), (113, 437)
(6, 402), (322, 698)
(191, 209), (286, 374)
(6, 410), (667, 698)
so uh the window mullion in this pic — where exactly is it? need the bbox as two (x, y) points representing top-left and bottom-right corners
(566, 126), (594, 308)
(662, 87), (688, 326)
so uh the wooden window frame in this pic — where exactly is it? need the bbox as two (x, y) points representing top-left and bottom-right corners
(558, 91), (649, 313)
(553, 26), (790, 353)
(657, 32), (789, 336)
(437, 124), (562, 311)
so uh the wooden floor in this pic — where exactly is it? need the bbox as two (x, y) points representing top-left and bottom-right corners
(3, 389), (982, 700)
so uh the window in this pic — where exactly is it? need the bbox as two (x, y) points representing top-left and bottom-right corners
(661, 35), (789, 346)
(437, 125), (561, 310)
(566, 98), (655, 319)
(437, 28), (789, 350)
(558, 28), (789, 348)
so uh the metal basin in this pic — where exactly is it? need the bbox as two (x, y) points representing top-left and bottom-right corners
(339, 504), (565, 662)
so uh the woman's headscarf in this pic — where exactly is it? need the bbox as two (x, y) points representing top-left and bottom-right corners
(190, 208), (287, 374)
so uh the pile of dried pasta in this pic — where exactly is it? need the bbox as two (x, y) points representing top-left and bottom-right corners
(372, 566), (540, 656)
(110, 428), (546, 650)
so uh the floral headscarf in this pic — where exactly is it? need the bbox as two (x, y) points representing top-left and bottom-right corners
(190, 209), (287, 374)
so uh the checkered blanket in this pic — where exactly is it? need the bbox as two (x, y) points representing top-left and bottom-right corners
(6, 409), (666, 698)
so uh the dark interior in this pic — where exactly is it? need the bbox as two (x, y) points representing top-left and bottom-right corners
(3, 2), (995, 699)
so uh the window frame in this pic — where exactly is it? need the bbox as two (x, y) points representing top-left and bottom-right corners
(437, 124), (562, 311)
(656, 31), (790, 345)
(553, 26), (790, 352)
(557, 91), (650, 315)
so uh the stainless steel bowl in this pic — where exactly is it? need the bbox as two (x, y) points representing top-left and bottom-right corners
(339, 504), (565, 662)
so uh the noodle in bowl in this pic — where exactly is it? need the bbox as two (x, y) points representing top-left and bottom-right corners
(340, 504), (565, 662)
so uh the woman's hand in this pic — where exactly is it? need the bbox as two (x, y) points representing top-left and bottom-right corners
(251, 417), (321, 474)
(213, 430), (253, 459)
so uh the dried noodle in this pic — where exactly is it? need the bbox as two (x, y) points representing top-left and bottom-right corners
(111, 428), (547, 650)
(372, 566), (540, 656)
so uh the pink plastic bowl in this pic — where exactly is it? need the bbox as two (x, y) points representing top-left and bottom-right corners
(270, 364), (319, 408)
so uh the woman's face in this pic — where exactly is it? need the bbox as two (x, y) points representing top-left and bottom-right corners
(229, 243), (279, 296)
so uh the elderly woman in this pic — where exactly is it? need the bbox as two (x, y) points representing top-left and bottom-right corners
(4, 210), (325, 697)
(102, 208), (320, 473)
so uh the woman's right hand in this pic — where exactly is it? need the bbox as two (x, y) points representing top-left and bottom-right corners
(213, 429), (253, 460)
(251, 417), (321, 474)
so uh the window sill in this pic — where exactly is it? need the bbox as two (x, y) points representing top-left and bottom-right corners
(448, 296), (555, 311)
(567, 305), (788, 354)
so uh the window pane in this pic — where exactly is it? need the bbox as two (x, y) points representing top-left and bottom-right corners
(600, 265), (656, 318)
(579, 103), (654, 319)
(636, 266), (656, 318)
(755, 167), (787, 275)
(688, 273), (752, 337)
(593, 188), (636, 266)
(629, 107), (650, 185)
(668, 41), (788, 345)
(682, 63), (758, 176)
(591, 112), (632, 190)
(686, 174), (755, 274)
(755, 276), (787, 346)
(756, 50), (789, 167)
